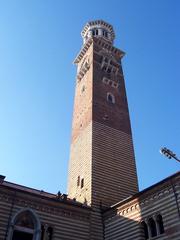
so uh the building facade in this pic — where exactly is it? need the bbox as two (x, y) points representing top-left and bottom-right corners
(0, 20), (180, 240)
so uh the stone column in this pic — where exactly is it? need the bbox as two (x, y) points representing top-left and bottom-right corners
(99, 28), (103, 36)
(88, 30), (93, 37)
(154, 215), (159, 235)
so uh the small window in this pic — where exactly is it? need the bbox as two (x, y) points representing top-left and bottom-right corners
(107, 93), (115, 104)
(95, 29), (98, 35)
(105, 31), (108, 37)
(81, 178), (84, 188)
(107, 68), (111, 74)
(81, 85), (85, 93)
(77, 176), (80, 186)
(141, 221), (149, 240)
(102, 66), (107, 71)
(92, 30), (95, 36)
(148, 218), (157, 237)
(156, 214), (164, 234)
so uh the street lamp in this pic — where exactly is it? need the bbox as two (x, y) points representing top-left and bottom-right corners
(160, 147), (180, 163)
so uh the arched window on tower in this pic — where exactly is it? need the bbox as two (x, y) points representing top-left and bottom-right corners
(141, 221), (149, 240)
(103, 30), (108, 37)
(156, 214), (164, 234)
(107, 92), (115, 104)
(92, 29), (99, 36)
(148, 217), (157, 237)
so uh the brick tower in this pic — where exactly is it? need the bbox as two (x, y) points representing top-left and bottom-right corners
(68, 20), (138, 210)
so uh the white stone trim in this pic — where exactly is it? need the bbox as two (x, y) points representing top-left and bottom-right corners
(7, 208), (41, 240)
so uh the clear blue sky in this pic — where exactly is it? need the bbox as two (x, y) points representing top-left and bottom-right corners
(0, 0), (179, 194)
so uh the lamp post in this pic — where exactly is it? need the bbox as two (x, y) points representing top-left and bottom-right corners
(160, 147), (180, 219)
(160, 147), (180, 163)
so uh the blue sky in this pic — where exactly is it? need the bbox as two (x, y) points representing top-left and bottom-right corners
(0, 0), (179, 194)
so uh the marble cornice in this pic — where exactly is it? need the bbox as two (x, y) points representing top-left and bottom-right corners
(103, 179), (180, 222)
(74, 38), (93, 64)
(0, 191), (91, 221)
(74, 37), (125, 64)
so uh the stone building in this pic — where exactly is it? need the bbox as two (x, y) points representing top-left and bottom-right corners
(0, 20), (179, 240)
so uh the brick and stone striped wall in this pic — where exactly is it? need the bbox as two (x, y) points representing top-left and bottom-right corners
(103, 172), (180, 240)
(92, 121), (138, 207)
(0, 182), (91, 240)
(68, 122), (92, 205)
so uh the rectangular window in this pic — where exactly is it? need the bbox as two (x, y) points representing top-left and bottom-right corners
(77, 176), (80, 186)
(81, 178), (84, 188)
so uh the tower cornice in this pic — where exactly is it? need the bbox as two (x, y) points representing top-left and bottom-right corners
(74, 37), (125, 64)
(74, 38), (93, 64)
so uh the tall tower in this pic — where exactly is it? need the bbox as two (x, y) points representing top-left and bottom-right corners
(68, 20), (138, 209)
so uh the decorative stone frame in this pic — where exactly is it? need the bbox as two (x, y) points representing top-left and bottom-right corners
(7, 208), (41, 240)
(141, 213), (165, 239)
